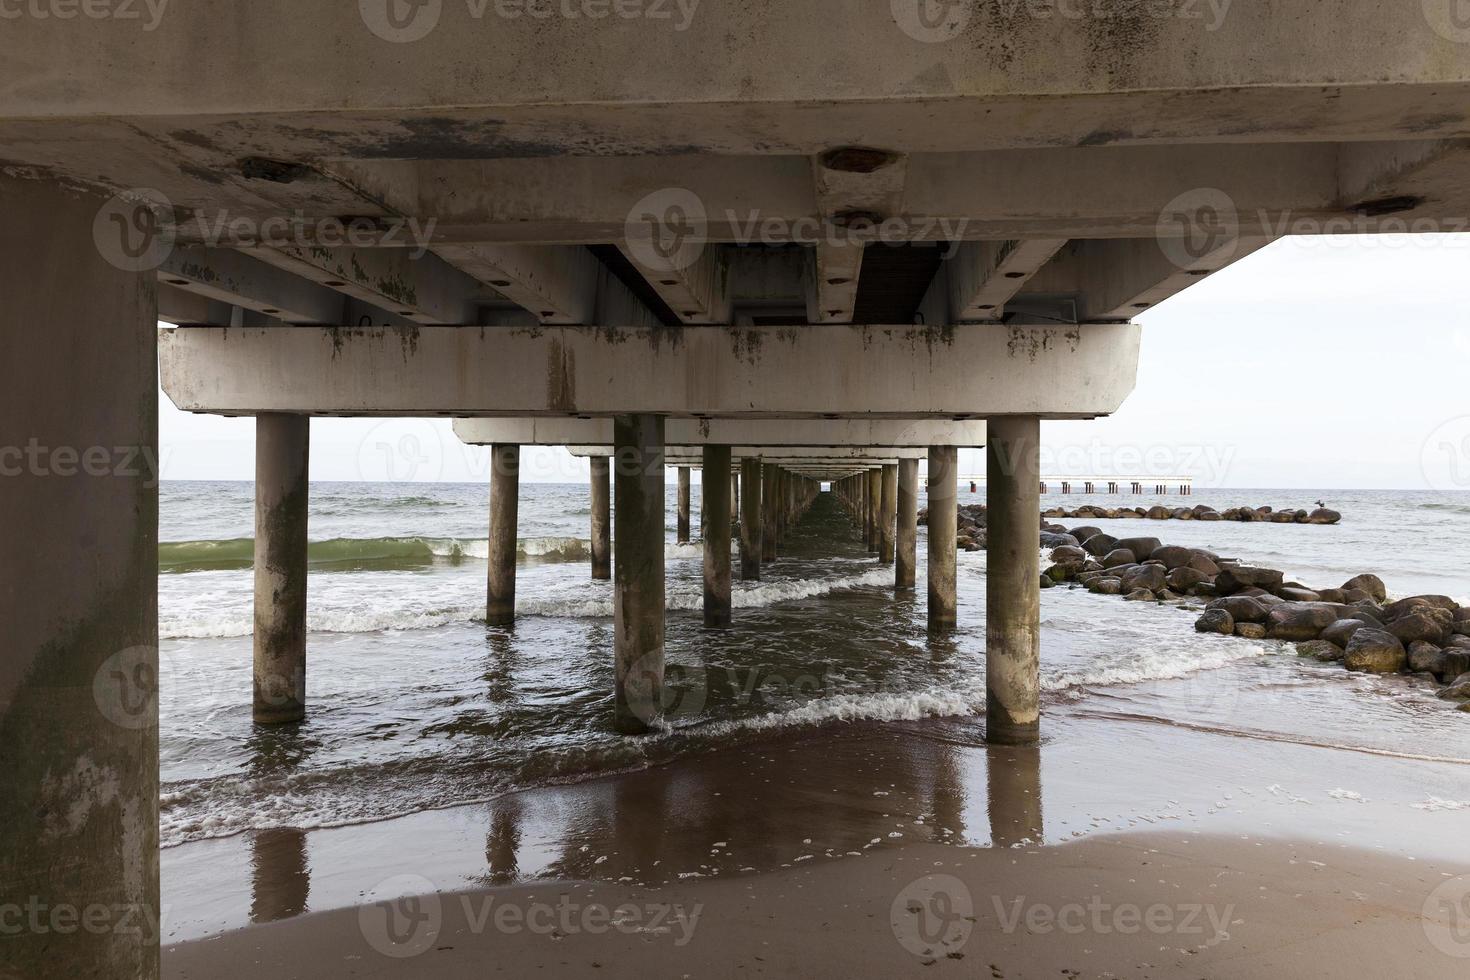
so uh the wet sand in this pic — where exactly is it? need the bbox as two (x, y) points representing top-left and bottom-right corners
(164, 831), (1469, 979)
(161, 713), (1470, 977)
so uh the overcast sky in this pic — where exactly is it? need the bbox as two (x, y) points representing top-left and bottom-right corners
(159, 234), (1470, 490)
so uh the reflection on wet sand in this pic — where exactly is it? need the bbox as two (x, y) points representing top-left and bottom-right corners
(233, 721), (1048, 932)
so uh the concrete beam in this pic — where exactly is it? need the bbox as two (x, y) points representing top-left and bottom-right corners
(456, 418), (987, 447)
(159, 247), (348, 324)
(160, 323), (1140, 420)
(434, 244), (599, 324)
(945, 239), (1070, 321)
(1024, 236), (1271, 321)
(617, 242), (732, 325)
(806, 243), (865, 325)
(246, 244), (494, 324)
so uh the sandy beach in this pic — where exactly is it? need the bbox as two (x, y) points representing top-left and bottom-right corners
(160, 712), (1470, 977)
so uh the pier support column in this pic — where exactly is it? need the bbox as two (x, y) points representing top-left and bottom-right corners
(676, 466), (691, 544)
(897, 459), (919, 588)
(927, 446), (958, 630)
(1, 176), (160, 978)
(613, 415), (665, 734)
(986, 416), (1042, 745)
(702, 446), (733, 627)
(880, 464), (898, 564)
(590, 455), (611, 580)
(761, 463), (778, 563)
(740, 458), (763, 580)
(863, 468), (877, 551)
(254, 414), (310, 723)
(486, 444), (520, 627)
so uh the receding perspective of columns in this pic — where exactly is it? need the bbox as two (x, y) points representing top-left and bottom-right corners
(896, 459), (919, 589)
(590, 455), (612, 581)
(986, 416), (1043, 745)
(487, 443), (521, 627)
(613, 415), (666, 734)
(1, 176), (161, 978)
(677, 465), (692, 544)
(879, 463), (898, 565)
(254, 413), (310, 724)
(702, 446), (733, 627)
(928, 446), (959, 631)
(740, 458), (763, 581)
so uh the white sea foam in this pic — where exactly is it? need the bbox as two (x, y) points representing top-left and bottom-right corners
(1410, 797), (1470, 812)
(1040, 639), (1267, 693)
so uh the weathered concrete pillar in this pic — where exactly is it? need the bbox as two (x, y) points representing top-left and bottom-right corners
(928, 446), (958, 630)
(731, 471), (740, 520)
(879, 463), (898, 564)
(676, 465), (691, 544)
(254, 413), (310, 723)
(867, 467), (882, 552)
(986, 416), (1042, 745)
(897, 458), (920, 589)
(1, 177), (160, 978)
(614, 415), (665, 734)
(486, 443), (520, 627)
(590, 455), (611, 580)
(740, 458), (763, 580)
(702, 446), (733, 627)
(761, 463), (778, 562)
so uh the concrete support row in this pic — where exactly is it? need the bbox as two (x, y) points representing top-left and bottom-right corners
(702, 446), (732, 628)
(927, 447), (959, 631)
(613, 415), (665, 734)
(486, 444), (521, 628)
(253, 413), (310, 724)
(740, 458), (763, 581)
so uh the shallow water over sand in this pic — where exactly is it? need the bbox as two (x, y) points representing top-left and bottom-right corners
(155, 483), (1470, 858)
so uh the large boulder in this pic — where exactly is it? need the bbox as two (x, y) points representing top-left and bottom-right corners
(1340, 574), (1387, 603)
(1195, 609), (1234, 635)
(1265, 603), (1341, 641)
(1124, 588), (1157, 602)
(1438, 651), (1470, 684)
(1439, 675), (1470, 702)
(1114, 537), (1163, 561)
(1320, 619), (1367, 649)
(1050, 545), (1087, 564)
(1166, 567), (1209, 593)
(1121, 564), (1168, 595)
(1145, 505), (1172, 520)
(1384, 595), (1458, 621)
(1235, 622), (1267, 640)
(1039, 531), (1080, 549)
(1307, 508), (1342, 525)
(1102, 548), (1137, 569)
(1215, 565), (1285, 596)
(1188, 554), (1221, 577)
(1408, 642), (1447, 677)
(1344, 629), (1407, 674)
(1206, 595), (1270, 624)
(1068, 526), (1103, 546)
(1150, 545), (1193, 570)
(1278, 587), (1322, 603)
(1081, 533), (1119, 558)
(1088, 577), (1123, 596)
(1388, 612), (1451, 646)
(1297, 640), (1343, 662)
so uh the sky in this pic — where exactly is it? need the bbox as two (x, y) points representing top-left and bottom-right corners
(158, 234), (1470, 490)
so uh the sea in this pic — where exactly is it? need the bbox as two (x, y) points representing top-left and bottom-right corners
(156, 481), (1470, 862)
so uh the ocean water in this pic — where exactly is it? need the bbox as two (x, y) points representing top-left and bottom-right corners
(156, 483), (1470, 850)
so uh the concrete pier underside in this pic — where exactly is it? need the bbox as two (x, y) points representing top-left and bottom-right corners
(9, 5), (1470, 973)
